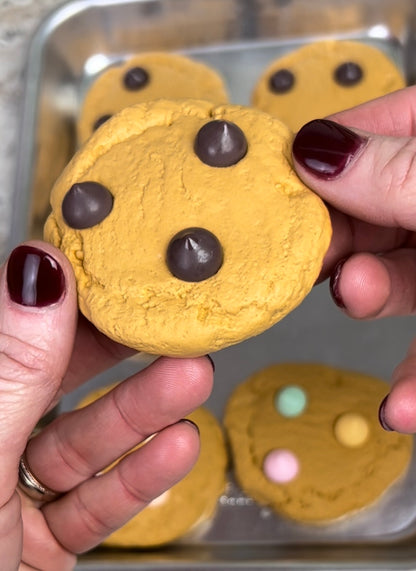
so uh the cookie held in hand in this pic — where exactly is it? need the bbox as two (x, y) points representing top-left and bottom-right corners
(45, 99), (331, 356)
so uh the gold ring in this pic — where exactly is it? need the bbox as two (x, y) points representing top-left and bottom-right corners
(18, 451), (61, 503)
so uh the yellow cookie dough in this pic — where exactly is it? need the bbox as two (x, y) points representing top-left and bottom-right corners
(77, 386), (227, 547)
(224, 363), (413, 524)
(77, 52), (229, 144)
(44, 98), (331, 357)
(251, 40), (405, 132)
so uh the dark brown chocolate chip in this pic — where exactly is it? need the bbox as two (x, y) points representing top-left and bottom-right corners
(123, 66), (150, 90)
(269, 68), (295, 93)
(92, 114), (112, 132)
(334, 62), (363, 86)
(62, 181), (113, 229)
(194, 120), (248, 167)
(166, 227), (223, 282)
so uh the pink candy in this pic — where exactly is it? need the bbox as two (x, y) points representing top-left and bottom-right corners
(263, 449), (299, 484)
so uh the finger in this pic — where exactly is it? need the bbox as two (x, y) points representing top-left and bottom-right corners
(0, 493), (21, 568)
(42, 419), (200, 553)
(317, 207), (411, 281)
(292, 118), (416, 231)
(379, 338), (416, 433)
(59, 314), (136, 397)
(25, 356), (213, 492)
(328, 249), (416, 319)
(20, 500), (75, 571)
(329, 85), (416, 137)
(0, 241), (77, 493)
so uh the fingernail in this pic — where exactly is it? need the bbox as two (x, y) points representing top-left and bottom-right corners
(181, 418), (200, 435)
(329, 258), (347, 309)
(293, 119), (367, 179)
(7, 245), (65, 307)
(206, 354), (215, 372)
(378, 395), (393, 431)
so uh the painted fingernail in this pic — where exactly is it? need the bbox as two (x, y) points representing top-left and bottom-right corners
(378, 395), (393, 431)
(206, 354), (215, 372)
(329, 258), (346, 309)
(7, 245), (65, 307)
(181, 418), (200, 435)
(293, 119), (367, 179)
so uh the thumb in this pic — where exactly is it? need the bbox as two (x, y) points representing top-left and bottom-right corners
(292, 118), (416, 231)
(0, 241), (77, 475)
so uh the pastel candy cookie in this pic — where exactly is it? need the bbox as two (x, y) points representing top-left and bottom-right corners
(251, 40), (405, 132)
(77, 386), (227, 547)
(44, 99), (331, 357)
(224, 363), (413, 524)
(77, 52), (228, 144)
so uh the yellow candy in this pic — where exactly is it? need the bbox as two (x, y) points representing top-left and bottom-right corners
(334, 412), (370, 448)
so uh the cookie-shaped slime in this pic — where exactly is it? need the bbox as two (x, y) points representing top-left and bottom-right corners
(252, 40), (405, 132)
(77, 386), (227, 547)
(77, 52), (228, 144)
(45, 99), (331, 357)
(224, 363), (413, 524)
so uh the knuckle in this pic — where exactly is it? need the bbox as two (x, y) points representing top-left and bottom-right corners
(111, 386), (149, 439)
(0, 333), (54, 389)
(117, 467), (154, 507)
(52, 420), (95, 481)
(72, 489), (115, 540)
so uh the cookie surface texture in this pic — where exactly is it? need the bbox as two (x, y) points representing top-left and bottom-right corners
(77, 52), (229, 144)
(44, 99), (331, 357)
(224, 363), (413, 523)
(251, 40), (405, 132)
(77, 387), (227, 547)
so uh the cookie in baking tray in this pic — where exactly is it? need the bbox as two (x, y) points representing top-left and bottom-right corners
(224, 362), (413, 524)
(44, 98), (331, 357)
(77, 385), (227, 547)
(251, 40), (405, 132)
(77, 52), (229, 144)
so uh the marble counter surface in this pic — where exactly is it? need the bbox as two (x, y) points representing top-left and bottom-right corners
(0, 0), (62, 261)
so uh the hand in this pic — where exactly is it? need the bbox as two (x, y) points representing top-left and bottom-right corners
(0, 240), (213, 570)
(291, 85), (416, 434)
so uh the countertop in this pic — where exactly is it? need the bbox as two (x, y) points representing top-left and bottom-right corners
(0, 0), (61, 261)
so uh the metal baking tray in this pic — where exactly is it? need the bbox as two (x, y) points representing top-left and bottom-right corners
(11, 0), (416, 569)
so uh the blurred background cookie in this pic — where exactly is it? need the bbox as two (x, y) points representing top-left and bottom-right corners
(224, 362), (413, 524)
(77, 52), (229, 144)
(251, 40), (405, 132)
(45, 99), (331, 357)
(77, 385), (228, 547)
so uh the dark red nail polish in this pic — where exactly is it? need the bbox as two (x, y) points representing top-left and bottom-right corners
(206, 354), (215, 372)
(7, 245), (65, 307)
(293, 119), (367, 179)
(378, 395), (393, 431)
(181, 418), (200, 435)
(329, 258), (346, 309)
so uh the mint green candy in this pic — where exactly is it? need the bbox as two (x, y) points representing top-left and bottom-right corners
(275, 385), (307, 418)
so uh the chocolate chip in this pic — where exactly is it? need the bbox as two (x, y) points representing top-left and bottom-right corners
(194, 120), (248, 167)
(269, 68), (295, 93)
(92, 114), (112, 132)
(62, 181), (113, 229)
(123, 66), (150, 90)
(334, 62), (363, 86)
(166, 227), (223, 282)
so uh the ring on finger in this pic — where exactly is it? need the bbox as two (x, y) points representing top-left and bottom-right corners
(18, 451), (61, 503)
